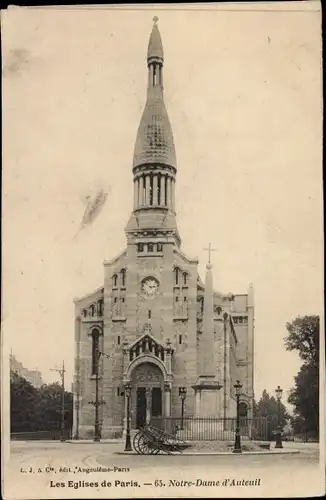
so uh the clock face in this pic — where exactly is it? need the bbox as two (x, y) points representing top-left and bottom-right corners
(142, 278), (159, 297)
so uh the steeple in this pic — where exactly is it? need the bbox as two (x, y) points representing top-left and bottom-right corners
(132, 17), (176, 170)
(147, 16), (164, 62)
(125, 19), (180, 246)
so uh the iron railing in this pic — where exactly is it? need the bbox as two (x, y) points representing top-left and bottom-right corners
(11, 429), (72, 441)
(150, 417), (268, 441)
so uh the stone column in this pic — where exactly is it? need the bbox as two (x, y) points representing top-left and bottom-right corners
(165, 177), (170, 208)
(133, 180), (137, 209)
(153, 175), (158, 205)
(192, 260), (223, 421)
(145, 175), (151, 205)
(171, 179), (175, 211)
(136, 177), (140, 207)
(195, 389), (201, 415)
(160, 175), (166, 206)
(165, 340), (172, 374)
(164, 383), (171, 417)
(139, 176), (144, 207)
(146, 387), (152, 424)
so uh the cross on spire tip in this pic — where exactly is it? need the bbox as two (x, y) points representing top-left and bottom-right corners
(153, 15), (159, 25)
(203, 243), (216, 265)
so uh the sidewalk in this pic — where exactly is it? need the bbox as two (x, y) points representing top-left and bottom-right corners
(65, 439), (301, 455)
(114, 448), (301, 456)
(66, 439), (123, 444)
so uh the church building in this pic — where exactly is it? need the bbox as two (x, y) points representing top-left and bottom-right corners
(73, 20), (255, 439)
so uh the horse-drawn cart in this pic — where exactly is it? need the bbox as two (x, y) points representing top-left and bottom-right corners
(132, 425), (192, 455)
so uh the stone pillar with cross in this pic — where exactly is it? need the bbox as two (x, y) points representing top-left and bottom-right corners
(192, 244), (223, 428)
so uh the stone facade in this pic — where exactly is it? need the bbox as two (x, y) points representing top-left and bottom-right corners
(72, 21), (255, 439)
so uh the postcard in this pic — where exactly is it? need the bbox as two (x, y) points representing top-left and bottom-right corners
(1, 2), (324, 498)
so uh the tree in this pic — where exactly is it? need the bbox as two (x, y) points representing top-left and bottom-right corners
(284, 315), (319, 365)
(10, 372), (73, 436)
(288, 362), (319, 439)
(284, 315), (319, 440)
(10, 371), (41, 432)
(38, 383), (73, 431)
(254, 390), (290, 441)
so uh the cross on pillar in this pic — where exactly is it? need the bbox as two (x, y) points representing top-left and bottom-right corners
(203, 243), (216, 264)
(153, 16), (159, 24)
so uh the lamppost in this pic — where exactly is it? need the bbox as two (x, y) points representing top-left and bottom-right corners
(88, 350), (109, 442)
(275, 385), (283, 449)
(124, 382), (132, 451)
(233, 380), (243, 454)
(179, 387), (187, 430)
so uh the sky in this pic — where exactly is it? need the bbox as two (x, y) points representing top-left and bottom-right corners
(2, 3), (323, 409)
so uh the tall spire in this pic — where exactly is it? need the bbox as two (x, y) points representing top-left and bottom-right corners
(147, 16), (164, 62)
(132, 20), (176, 170)
(126, 20), (181, 247)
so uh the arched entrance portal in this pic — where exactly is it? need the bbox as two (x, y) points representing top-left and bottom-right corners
(130, 362), (164, 428)
(239, 402), (248, 418)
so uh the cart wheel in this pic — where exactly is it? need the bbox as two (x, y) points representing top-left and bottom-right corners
(133, 432), (142, 454)
(138, 437), (153, 455)
(137, 435), (149, 455)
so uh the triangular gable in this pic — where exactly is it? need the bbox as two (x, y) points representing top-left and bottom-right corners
(127, 332), (168, 351)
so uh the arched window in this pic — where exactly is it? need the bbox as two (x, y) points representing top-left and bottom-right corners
(90, 304), (96, 317)
(120, 269), (126, 287)
(175, 268), (179, 285)
(183, 272), (188, 286)
(157, 243), (163, 252)
(97, 299), (103, 317)
(82, 309), (87, 318)
(91, 329), (100, 375)
(147, 243), (154, 252)
(112, 274), (118, 288)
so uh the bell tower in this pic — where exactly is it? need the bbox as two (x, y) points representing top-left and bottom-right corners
(125, 18), (181, 247)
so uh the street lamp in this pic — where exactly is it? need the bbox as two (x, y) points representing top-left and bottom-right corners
(88, 349), (109, 442)
(124, 382), (132, 451)
(275, 385), (283, 449)
(233, 380), (243, 454)
(179, 387), (187, 430)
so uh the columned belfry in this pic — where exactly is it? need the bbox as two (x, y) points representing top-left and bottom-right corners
(73, 20), (255, 440)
